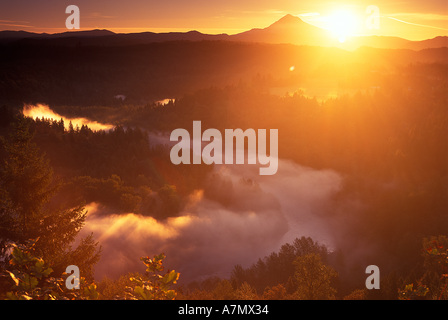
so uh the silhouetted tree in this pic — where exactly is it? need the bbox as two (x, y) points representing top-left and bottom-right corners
(0, 115), (100, 279)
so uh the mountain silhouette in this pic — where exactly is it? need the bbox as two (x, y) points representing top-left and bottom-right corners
(0, 14), (446, 50)
(50, 29), (116, 38)
(230, 14), (448, 49)
(231, 14), (332, 46)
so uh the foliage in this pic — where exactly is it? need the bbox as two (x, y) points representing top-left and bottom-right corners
(0, 115), (56, 241)
(234, 282), (258, 300)
(343, 289), (367, 300)
(28, 118), (212, 202)
(262, 284), (288, 300)
(13, 117), (209, 219)
(124, 253), (180, 300)
(423, 236), (448, 279)
(230, 236), (329, 294)
(211, 279), (235, 300)
(181, 237), (337, 300)
(293, 253), (338, 300)
(97, 272), (144, 300)
(0, 116), (101, 279)
(399, 235), (448, 300)
(398, 282), (429, 300)
(1, 240), (180, 300)
(176, 278), (235, 300)
(0, 239), (99, 300)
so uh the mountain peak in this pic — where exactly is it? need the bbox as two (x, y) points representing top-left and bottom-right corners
(269, 14), (304, 28)
(232, 13), (327, 45)
(279, 14), (300, 22)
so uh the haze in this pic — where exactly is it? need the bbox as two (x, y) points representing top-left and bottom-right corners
(1, 0), (447, 40)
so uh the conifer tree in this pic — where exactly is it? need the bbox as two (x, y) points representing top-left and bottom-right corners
(0, 115), (100, 279)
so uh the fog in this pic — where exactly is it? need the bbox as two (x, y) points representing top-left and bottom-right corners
(22, 104), (114, 131)
(21, 104), (345, 282)
(78, 159), (343, 282)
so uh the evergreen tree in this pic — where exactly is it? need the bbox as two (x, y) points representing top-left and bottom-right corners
(0, 116), (55, 238)
(0, 115), (100, 280)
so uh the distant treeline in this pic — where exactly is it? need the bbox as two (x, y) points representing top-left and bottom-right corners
(0, 40), (446, 106)
(0, 110), (210, 219)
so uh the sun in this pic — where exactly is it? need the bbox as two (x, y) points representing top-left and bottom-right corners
(326, 9), (358, 43)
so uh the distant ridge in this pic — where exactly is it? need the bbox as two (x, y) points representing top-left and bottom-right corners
(1, 15), (447, 50)
(0, 28), (230, 46)
(50, 29), (116, 38)
(229, 14), (448, 50)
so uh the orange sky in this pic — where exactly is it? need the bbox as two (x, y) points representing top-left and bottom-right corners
(0, 0), (447, 40)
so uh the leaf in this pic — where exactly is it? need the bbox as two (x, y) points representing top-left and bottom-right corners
(21, 274), (38, 290)
(5, 292), (19, 300)
(35, 259), (45, 270)
(33, 259), (52, 278)
(41, 267), (53, 277)
(155, 253), (166, 261)
(6, 270), (20, 287)
(134, 286), (144, 296)
(134, 286), (148, 300)
(83, 283), (99, 300)
(405, 284), (413, 291)
(11, 246), (24, 265)
(144, 253), (166, 273)
(165, 290), (176, 300)
(5, 292), (33, 300)
(161, 270), (179, 285)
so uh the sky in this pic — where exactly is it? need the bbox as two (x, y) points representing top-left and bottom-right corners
(0, 0), (447, 40)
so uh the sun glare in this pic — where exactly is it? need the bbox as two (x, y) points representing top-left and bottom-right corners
(327, 9), (358, 43)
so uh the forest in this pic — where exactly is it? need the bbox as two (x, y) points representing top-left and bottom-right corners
(0, 39), (447, 300)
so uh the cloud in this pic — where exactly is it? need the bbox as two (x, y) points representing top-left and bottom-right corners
(78, 159), (343, 282)
(0, 20), (34, 28)
(386, 15), (448, 31)
(388, 12), (448, 22)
